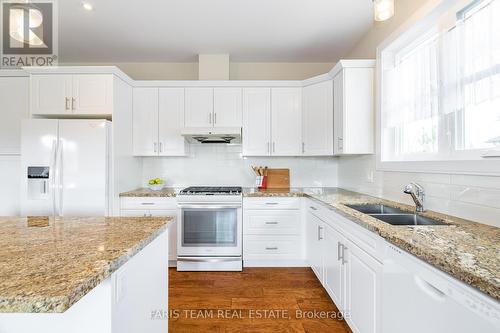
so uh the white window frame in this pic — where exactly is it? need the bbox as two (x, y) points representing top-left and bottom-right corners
(376, 0), (500, 176)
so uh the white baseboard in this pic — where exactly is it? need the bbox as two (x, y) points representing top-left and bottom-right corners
(169, 260), (177, 268)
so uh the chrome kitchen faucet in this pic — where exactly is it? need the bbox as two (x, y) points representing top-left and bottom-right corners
(403, 182), (425, 212)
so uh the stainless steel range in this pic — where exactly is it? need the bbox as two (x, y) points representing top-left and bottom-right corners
(177, 186), (243, 271)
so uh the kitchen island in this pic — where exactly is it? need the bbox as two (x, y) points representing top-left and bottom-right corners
(0, 216), (173, 333)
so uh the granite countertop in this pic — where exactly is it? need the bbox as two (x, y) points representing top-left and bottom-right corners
(0, 216), (173, 313)
(244, 187), (500, 301)
(119, 187), (178, 197)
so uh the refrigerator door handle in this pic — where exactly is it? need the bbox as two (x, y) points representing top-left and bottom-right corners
(58, 141), (64, 216)
(50, 140), (58, 216)
(54, 140), (64, 217)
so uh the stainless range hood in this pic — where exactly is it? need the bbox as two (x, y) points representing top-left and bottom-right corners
(181, 127), (242, 144)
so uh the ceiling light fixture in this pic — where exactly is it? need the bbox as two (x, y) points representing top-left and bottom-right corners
(82, 2), (93, 11)
(373, 0), (394, 21)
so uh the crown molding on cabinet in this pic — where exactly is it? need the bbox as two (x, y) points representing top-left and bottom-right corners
(18, 60), (375, 88)
(0, 69), (29, 77)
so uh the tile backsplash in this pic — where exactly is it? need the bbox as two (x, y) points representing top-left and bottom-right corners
(141, 144), (339, 188)
(338, 155), (500, 228)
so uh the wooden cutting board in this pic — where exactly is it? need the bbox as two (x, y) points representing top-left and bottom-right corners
(266, 169), (290, 189)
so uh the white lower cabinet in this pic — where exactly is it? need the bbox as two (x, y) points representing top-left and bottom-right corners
(306, 201), (382, 333)
(323, 223), (345, 309)
(306, 211), (324, 280)
(120, 197), (178, 264)
(243, 198), (304, 266)
(344, 239), (382, 333)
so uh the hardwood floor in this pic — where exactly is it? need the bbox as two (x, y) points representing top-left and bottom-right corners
(169, 267), (352, 333)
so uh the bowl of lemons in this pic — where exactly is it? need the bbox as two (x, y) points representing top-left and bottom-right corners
(147, 178), (164, 191)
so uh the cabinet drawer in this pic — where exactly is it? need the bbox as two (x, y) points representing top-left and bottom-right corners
(244, 235), (301, 259)
(120, 197), (177, 210)
(243, 197), (301, 210)
(244, 210), (300, 235)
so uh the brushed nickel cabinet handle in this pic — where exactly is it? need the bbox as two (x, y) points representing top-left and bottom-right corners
(65, 97), (70, 110)
(71, 98), (76, 111)
(265, 221), (278, 225)
(337, 242), (342, 261)
(265, 247), (278, 250)
(341, 245), (347, 265)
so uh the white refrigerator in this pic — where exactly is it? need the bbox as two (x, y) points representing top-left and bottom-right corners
(20, 119), (112, 217)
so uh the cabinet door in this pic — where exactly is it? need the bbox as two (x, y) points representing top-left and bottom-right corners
(306, 211), (323, 281)
(184, 88), (213, 127)
(72, 74), (113, 115)
(133, 88), (159, 156)
(242, 88), (271, 156)
(31, 75), (72, 115)
(158, 88), (186, 156)
(323, 224), (345, 309)
(149, 209), (178, 262)
(302, 81), (333, 156)
(344, 240), (382, 333)
(333, 71), (344, 155)
(271, 87), (302, 156)
(343, 68), (375, 154)
(213, 88), (242, 127)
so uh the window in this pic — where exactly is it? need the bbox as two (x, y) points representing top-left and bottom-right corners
(380, 0), (500, 167)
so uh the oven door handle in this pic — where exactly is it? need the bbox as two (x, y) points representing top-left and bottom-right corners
(178, 204), (242, 209)
(177, 257), (242, 263)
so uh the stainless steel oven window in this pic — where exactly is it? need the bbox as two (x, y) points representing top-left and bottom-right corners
(182, 208), (238, 247)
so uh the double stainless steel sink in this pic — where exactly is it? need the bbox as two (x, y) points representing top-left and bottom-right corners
(345, 204), (448, 226)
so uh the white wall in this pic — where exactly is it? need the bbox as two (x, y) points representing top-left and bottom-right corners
(141, 144), (338, 188)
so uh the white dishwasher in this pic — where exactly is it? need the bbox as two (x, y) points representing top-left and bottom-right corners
(382, 243), (500, 333)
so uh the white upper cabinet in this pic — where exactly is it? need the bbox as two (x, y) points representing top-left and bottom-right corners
(271, 87), (302, 156)
(213, 88), (242, 127)
(332, 61), (374, 155)
(242, 88), (271, 156)
(184, 88), (213, 127)
(31, 74), (113, 116)
(302, 80), (334, 155)
(31, 75), (72, 115)
(243, 87), (302, 156)
(133, 88), (159, 156)
(72, 74), (113, 115)
(133, 87), (186, 156)
(158, 88), (187, 156)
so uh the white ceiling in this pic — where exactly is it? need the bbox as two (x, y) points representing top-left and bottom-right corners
(58, 0), (374, 63)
